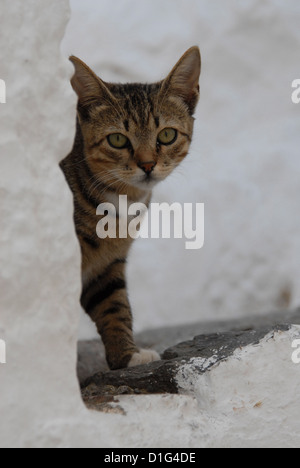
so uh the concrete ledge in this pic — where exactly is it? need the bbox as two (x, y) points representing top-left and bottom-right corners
(80, 309), (300, 409)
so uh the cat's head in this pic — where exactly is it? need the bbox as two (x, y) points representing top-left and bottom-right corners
(70, 47), (201, 192)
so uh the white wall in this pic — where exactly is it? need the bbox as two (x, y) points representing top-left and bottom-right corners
(62, 0), (300, 338)
(1, 0), (300, 448)
(0, 0), (83, 447)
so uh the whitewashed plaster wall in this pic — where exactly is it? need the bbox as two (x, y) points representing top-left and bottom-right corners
(62, 0), (300, 339)
(0, 0), (88, 448)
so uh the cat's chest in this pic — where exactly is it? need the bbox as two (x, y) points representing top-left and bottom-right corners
(104, 191), (150, 221)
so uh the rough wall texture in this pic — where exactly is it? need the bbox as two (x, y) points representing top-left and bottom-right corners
(63, 0), (300, 338)
(0, 0), (85, 447)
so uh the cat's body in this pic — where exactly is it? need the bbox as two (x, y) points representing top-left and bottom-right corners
(60, 47), (201, 370)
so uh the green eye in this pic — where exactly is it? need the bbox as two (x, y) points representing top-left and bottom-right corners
(157, 128), (177, 145)
(107, 133), (129, 149)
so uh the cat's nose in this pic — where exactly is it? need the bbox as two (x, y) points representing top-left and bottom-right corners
(138, 161), (157, 175)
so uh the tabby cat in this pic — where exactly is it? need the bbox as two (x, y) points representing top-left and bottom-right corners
(60, 47), (201, 370)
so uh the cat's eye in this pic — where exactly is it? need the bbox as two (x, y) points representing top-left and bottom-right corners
(157, 128), (177, 146)
(107, 133), (129, 149)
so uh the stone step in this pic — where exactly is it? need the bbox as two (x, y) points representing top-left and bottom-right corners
(79, 309), (300, 408)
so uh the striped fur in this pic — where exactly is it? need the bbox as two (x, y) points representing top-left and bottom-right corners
(60, 47), (201, 370)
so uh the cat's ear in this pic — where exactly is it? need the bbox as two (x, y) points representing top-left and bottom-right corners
(69, 56), (115, 108)
(160, 47), (201, 114)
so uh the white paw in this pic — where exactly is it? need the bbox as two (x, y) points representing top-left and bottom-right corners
(128, 349), (161, 367)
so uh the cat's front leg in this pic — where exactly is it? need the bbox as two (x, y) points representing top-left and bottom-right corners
(81, 261), (160, 370)
(93, 295), (160, 370)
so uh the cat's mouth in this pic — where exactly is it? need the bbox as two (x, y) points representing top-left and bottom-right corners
(144, 172), (155, 183)
(130, 173), (160, 191)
